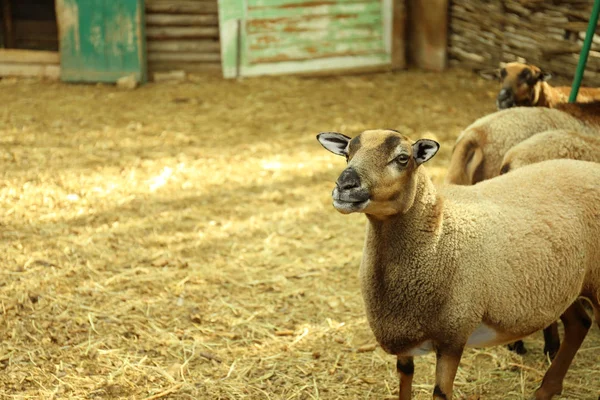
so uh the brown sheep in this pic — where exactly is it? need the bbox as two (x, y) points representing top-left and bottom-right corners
(496, 62), (600, 110)
(500, 129), (600, 175)
(445, 103), (600, 186)
(318, 129), (600, 399)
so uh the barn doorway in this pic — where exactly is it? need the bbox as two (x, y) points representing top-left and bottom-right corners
(1, 0), (58, 51)
(0, 0), (60, 79)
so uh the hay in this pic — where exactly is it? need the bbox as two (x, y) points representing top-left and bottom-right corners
(0, 70), (598, 399)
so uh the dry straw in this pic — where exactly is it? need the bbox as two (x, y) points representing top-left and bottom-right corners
(0, 70), (597, 399)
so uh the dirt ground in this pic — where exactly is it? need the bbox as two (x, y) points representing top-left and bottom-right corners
(0, 69), (598, 400)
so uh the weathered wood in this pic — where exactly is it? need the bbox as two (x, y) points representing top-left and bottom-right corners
(145, 1), (218, 15)
(408, 0), (448, 71)
(147, 40), (220, 53)
(147, 51), (221, 62)
(391, 0), (406, 69)
(0, 62), (60, 79)
(2, 0), (14, 48)
(146, 26), (219, 39)
(449, 0), (600, 85)
(0, 49), (59, 64)
(148, 60), (221, 74)
(145, 14), (218, 27)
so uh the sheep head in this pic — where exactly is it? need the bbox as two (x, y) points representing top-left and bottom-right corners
(496, 62), (552, 110)
(317, 129), (439, 218)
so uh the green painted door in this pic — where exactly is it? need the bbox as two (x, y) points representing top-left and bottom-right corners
(56, 0), (147, 83)
(219, 0), (393, 78)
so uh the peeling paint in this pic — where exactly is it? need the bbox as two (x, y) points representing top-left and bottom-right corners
(218, 0), (392, 77)
(57, 0), (146, 83)
(55, 0), (80, 52)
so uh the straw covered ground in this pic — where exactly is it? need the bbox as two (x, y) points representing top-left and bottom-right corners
(0, 69), (598, 400)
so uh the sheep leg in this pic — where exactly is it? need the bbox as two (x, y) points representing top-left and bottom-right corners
(542, 322), (560, 360)
(433, 346), (464, 399)
(507, 340), (527, 355)
(534, 301), (591, 400)
(396, 356), (414, 400)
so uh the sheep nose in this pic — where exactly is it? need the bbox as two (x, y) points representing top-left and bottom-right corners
(498, 88), (511, 99)
(336, 168), (361, 191)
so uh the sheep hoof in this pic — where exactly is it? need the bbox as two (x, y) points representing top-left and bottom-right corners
(507, 340), (527, 355)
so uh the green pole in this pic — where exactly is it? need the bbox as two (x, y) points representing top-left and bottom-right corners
(569, 0), (600, 103)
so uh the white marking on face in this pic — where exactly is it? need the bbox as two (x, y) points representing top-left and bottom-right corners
(466, 323), (498, 347)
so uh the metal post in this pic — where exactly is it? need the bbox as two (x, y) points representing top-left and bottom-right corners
(569, 0), (600, 103)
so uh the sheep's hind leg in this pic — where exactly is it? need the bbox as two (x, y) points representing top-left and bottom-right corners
(396, 356), (414, 400)
(534, 301), (591, 400)
(433, 345), (464, 399)
(542, 322), (560, 360)
(507, 340), (527, 355)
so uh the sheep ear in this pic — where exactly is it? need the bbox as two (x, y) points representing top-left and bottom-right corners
(413, 139), (439, 165)
(317, 132), (351, 157)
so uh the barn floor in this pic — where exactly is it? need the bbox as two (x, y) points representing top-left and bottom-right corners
(0, 69), (598, 400)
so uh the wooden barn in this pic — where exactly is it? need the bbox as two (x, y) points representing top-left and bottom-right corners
(0, 0), (452, 82)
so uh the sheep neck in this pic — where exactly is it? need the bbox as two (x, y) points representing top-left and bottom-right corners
(536, 81), (566, 108)
(359, 168), (452, 348)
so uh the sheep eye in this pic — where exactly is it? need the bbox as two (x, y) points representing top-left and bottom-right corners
(395, 154), (409, 166)
(500, 69), (507, 79)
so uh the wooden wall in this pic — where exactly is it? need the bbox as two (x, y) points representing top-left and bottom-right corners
(449, 0), (600, 85)
(146, 0), (221, 74)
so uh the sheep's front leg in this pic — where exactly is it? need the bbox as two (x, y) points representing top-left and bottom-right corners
(433, 346), (464, 399)
(396, 356), (414, 400)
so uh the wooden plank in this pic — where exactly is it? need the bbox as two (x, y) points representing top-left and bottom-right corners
(2, 0), (14, 48)
(391, 0), (406, 69)
(247, 0), (369, 6)
(247, 29), (382, 49)
(146, 1), (218, 14)
(240, 54), (390, 76)
(0, 62), (60, 79)
(246, 1), (381, 19)
(408, 0), (448, 71)
(147, 40), (220, 53)
(247, 39), (385, 63)
(148, 60), (221, 73)
(245, 12), (382, 34)
(145, 14), (218, 27)
(0, 49), (59, 64)
(146, 26), (219, 39)
(148, 51), (220, 62)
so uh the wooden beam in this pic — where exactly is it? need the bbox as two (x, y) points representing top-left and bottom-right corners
(2, 0), (14, 48)
(0, 62), (60, 79)
(391, 0), (406, 70)
(145, 14), (218, 27)
(0, 49), (59, 64)
(148, 60), (221, 74)
(145, 1), (218, 15)
(146, 26), (219, 39)
(408, 0), (448, 71)
(148, 51), (220, 62)
(147, 40), (220, 53)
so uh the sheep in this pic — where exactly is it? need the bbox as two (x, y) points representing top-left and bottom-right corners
(500, 129), (600, 175)
(446, 103), (600, 357)
(445, 104), (600, 186)
(317, 129), (600, 400)
(496, 62), (600, 110)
